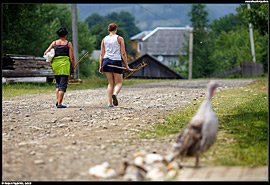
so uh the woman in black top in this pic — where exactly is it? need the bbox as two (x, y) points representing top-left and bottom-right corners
(44, 27), (75, 108)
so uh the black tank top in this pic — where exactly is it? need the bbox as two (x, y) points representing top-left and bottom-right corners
(54, 41), (69, 57)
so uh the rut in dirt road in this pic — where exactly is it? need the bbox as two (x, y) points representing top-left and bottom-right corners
(2, 79), (255, 181)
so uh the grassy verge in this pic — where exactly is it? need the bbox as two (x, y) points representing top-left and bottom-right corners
(2, 77), (173, 99)
(139, 79), (268, 167)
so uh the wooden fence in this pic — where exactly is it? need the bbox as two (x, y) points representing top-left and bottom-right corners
(214, 61), (264, 78)
(215, 65), (241, 78)
(241, 61), (264, 77)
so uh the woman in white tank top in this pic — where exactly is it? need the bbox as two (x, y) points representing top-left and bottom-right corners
(99, 23), (130, 107)
(103, 34), (121, 60)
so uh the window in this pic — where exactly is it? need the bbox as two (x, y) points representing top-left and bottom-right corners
(138, 42), (142, 52)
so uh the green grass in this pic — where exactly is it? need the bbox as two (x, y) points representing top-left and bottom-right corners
(139, 79), (268, 167)
(2, 77), (173, 99)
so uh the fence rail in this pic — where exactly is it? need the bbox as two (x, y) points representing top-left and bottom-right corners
(214, 61), (264, 78)
(215, 65), (241, 78)
(241, 61), (264, 77)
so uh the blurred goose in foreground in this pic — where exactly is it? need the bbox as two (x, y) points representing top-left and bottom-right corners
(89, 162), (116, 179)
(122, 151), (180, 181)
(166, 80), (219, 167)
(121, 161), (147, 181)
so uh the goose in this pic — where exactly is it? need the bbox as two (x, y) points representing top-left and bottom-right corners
(89, 162), (116, 179)
(166, 80), (219, 167)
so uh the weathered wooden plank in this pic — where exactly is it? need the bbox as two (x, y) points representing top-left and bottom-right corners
(2, 77), (7, 84)
(2, 55), (51, 73)
(4, 54), (46, 61)
(1, 65), (15, 70)
(14, 60), (49, 63)
(2, 54), (56, 80)
(13, 61), (51, 69)
(5, 77), (47, 84)
(2, 69), (54, 77)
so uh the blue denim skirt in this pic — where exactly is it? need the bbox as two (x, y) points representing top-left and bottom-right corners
(102, 58), (123, 74)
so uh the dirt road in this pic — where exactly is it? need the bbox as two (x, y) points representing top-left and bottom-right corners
(2, 79), (267, 181)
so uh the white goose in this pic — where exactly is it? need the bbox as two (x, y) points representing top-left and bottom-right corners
(167, 80), (219, 166)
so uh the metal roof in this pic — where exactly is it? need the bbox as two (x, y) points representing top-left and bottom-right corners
(130, 27), (193, 56)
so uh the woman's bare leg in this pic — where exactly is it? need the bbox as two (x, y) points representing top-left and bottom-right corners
(58, 91), (65, 105)
(113, 73), (123, 96)
(56, 88), (59, 103)
(105, 72), (114, 106)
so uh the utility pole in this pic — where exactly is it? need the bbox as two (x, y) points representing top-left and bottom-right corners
(247, 4), (256, 63)
(188, 26), (193, 79)
(71, 4), (79, 79)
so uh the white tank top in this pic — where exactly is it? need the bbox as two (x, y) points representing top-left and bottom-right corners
(103, 35), (121, 60)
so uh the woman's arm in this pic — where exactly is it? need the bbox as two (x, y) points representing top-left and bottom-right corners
(118, 36), (129, 70)
(99, 38), (105, 74)
(44, 41), (54, 55)
(68, 42), (75, 75)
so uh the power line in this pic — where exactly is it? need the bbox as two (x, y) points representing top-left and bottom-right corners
(135, 4), (181, 27)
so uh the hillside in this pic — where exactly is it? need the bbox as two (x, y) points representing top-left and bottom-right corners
(77, 4), (239, 31)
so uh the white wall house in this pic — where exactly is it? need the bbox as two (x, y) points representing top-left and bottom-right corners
(130, 27), (192, 68)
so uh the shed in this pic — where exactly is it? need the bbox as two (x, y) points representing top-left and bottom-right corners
(125, 54), (186, 79)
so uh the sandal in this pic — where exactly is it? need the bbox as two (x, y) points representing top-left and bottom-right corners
(108, 105), (114, 107)
(57, 105), (67, 108)
(112, 94), (118, 106)
(56, 101), (58, 106)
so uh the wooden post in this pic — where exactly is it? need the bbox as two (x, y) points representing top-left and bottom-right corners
(71, 4), (79, 79)
(247, 4), (256, 63)
(188, 28), (193, 80)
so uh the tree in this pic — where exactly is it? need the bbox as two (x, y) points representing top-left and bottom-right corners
(109, 11), (141, 37)
(209, 4), (268, 75)
(187, 4), (215, 78)
(2, 4), (94, 54)
(211, 13), (246, 37)
(2, 4), (93, 56)
(85, 13), (104, 29)
(2, 4), (95, 77)
(77, 21), (95, 78)
(2, 4), (44, 55)
(237, 4), (268, 36)
(239, 4), (268, 72)
(188, 4), (209, 30)
(85, 11), (140, 59)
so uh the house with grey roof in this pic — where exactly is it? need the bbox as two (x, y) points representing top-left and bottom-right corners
(130, 27), (192, 67)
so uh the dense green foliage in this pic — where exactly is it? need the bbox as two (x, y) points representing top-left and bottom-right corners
(176, 4), (268, 78)
(85, 11), (140, 58)
(242, 4), (268, 36)
(188, 4), (215, 78)
(2, 4), (95, 78)
(2, 4), (93, 56)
